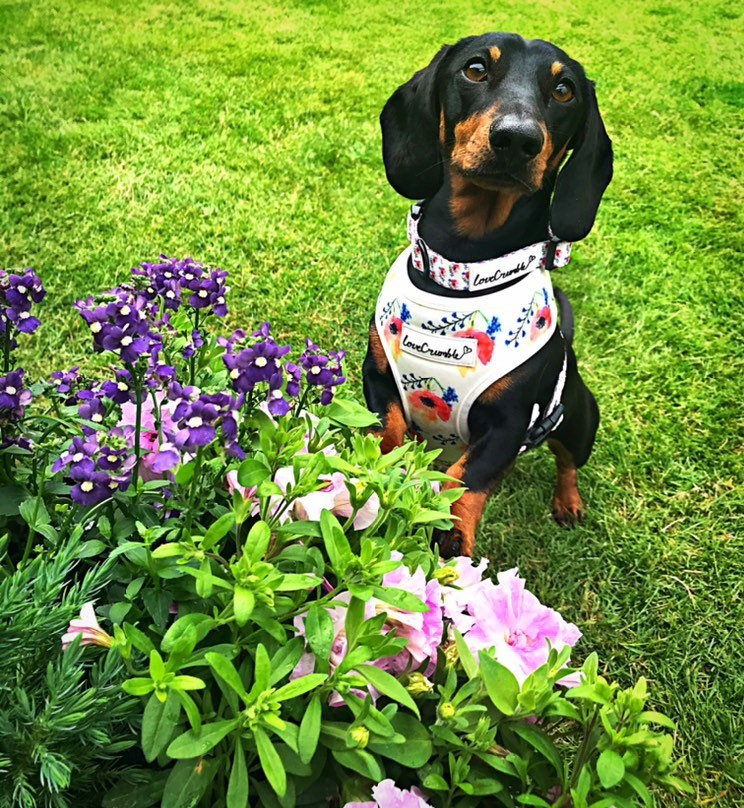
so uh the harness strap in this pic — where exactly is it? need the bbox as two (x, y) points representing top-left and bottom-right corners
(519, 348), (568, 454)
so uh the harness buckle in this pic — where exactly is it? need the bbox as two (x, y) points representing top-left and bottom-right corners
(523, 402), (565, 451)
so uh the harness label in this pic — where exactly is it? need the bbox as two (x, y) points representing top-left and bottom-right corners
(469, 252), (540, 291)
(400, 324), (478, 368)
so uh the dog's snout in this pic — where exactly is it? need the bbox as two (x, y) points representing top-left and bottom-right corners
(489, 117), (544, 161)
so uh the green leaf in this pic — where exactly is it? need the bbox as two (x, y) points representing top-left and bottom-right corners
(357, 665), (420, 718)
(596, 748), (625, 789)
(151, 542), (183, 559)
(273, 673), (327, 702)
(320, 509), (353, 571)
(269, 638), (305, 685)
(275, 572), (321, 591)
(453, 628), (478, 680)
(142, 691), (180, 763)
(331, 747), (384, 781)
(478, 652), (519, 715)
(19, 496), (51, 529)
(252, 644), (271, 694)
(298, 693), (322, 764)
(245, 520), (271, 562)
(623, 772), (653, 807)
(150, 650), (166, 680)
(325, 397), (380, 428)
(166, 718), (239, 759)
(516, 796), (551, 807)
(344, 596), (365, 649)
(305, 603), (335, 670)
(202, 512), (236, 550)
(77, 539), (106, 558)
(511, 722), (563, 776)
(638, 710), (676, 730)
(170, 675), (205, 691)
(122, 677), (155, 696)
(161, 757), (218, 808)
(206, 652), (249, 703)
(176, 690), (202, 733)
(174, 460), (196, 487)
(234, 586), (256, 626)
(368, 712), (432, 767)
(372, 585), (428, 613)
(422, 773), (449, 791)
(237, 457), (271, 488)
(125, 623), (157, 656)
(227, 743), (249, 808)
(162, 615), (215, 654)
(255, 727), (287, 797)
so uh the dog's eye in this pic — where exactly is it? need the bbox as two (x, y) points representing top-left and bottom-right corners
(463, 59), (488, 82)
(552, 80), (575, 103)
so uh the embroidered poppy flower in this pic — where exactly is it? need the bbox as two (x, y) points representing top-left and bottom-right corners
(453, 328), (494, 364)
(409, 390), (452, 423)
(384, 316), (403, 358)
(530, 305), (553, 341)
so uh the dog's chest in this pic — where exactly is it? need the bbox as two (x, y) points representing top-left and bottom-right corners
(375, 249), (558, 462)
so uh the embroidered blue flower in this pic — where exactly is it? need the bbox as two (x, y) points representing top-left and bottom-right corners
(442, 386), (459, 405)
(543, 288), (549, 305)
(400, 303), (412, 323)
(486, 316), (501, 337)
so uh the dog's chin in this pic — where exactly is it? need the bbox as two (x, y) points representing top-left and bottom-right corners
(453, 167), (536, 194)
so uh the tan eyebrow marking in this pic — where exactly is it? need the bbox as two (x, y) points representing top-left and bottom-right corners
(489, 46), (501, 61)
(551, 61), (564, 76)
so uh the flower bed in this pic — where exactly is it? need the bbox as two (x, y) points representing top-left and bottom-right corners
(0, 261), (689, 808)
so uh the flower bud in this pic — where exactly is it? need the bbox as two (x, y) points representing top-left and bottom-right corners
(406, 672), (434, 697)
(349, 725), (370, 749)
(439, 701), (456, 720)
(434, 565), (460, 586)
(443, 641), (459, 669)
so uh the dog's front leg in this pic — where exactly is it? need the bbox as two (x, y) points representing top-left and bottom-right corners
(436, 412), (532, 558)
(362, 319), (408, 453)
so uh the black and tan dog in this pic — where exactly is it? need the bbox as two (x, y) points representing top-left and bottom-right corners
(363, 33), (613, 557)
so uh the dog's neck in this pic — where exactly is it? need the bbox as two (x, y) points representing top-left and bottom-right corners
(416, 172), (556, 264)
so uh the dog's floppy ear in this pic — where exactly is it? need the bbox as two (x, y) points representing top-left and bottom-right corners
(550, 81), (613, 242)
(380, 46), (450, 199)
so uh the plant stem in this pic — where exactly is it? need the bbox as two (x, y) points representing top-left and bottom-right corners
(129, 365), (144, 494)
(2, 321), (12, 374)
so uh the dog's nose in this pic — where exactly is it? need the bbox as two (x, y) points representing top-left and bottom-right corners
(489, 117), (544, 161)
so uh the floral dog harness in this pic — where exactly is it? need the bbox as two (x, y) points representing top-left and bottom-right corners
(375, 207), (570, 464)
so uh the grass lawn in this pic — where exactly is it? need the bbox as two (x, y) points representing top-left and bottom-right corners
(1, 0), (742, 803)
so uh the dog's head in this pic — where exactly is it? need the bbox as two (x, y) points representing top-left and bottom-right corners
(380, 33), (613, 241)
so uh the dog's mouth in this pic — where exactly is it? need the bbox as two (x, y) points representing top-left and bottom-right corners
(453, 165), (536, 194)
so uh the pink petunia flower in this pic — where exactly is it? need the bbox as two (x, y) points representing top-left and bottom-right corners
(462, 568), (581, 684)
(376, 555), (443, 674)
(119, 392), (181, 478)
(285, 469), (381, 530)
(343, 779), (434, 808)
(61, 602), (114, 651)
(439, 556), (490, 634)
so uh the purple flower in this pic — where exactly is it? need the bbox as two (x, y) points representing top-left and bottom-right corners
(54, 433), (133, 506)
(300, 339), (346, 405)
(50, 367), (82, 405)
(0, 369), (33, 424)
(102, 370), (135, 404)
(133, 256), (229, 317)
(78, 395), (107, 429)
(0, 269), (46, 337)
(76, 288), (160, 365)
(173, 392), (239, 453)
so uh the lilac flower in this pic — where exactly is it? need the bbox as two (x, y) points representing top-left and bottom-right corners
(285, 362), (302, 398)
(76, 288), (160, 365)
(50, 367), (82, 405)
(54, 434), (133, 506)
(223, 330), (290, 394)
(102, 369), (136, 404)
(300, 339), (346, 404)
(133, 256), (229, 317)
(0, 369), (33, 424)
(77, 395), (107, 429)
(461, 568), (581, 684)
(182, 329), (204, 360)
(344, 779), (433, 808)
(173, 392), (239, 454)
(0, 269), (46, 335)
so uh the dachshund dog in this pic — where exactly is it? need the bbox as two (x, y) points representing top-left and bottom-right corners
(363, 33), (613, 557)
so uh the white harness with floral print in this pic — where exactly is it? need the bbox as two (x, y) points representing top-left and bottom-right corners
(375, 210), (569, 464)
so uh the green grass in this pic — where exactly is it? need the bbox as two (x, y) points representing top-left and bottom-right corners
(1, 0), (742, 802)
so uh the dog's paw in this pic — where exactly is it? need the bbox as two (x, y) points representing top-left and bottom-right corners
(432, 528), (471, 559)
(552, 495), (585, 528)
